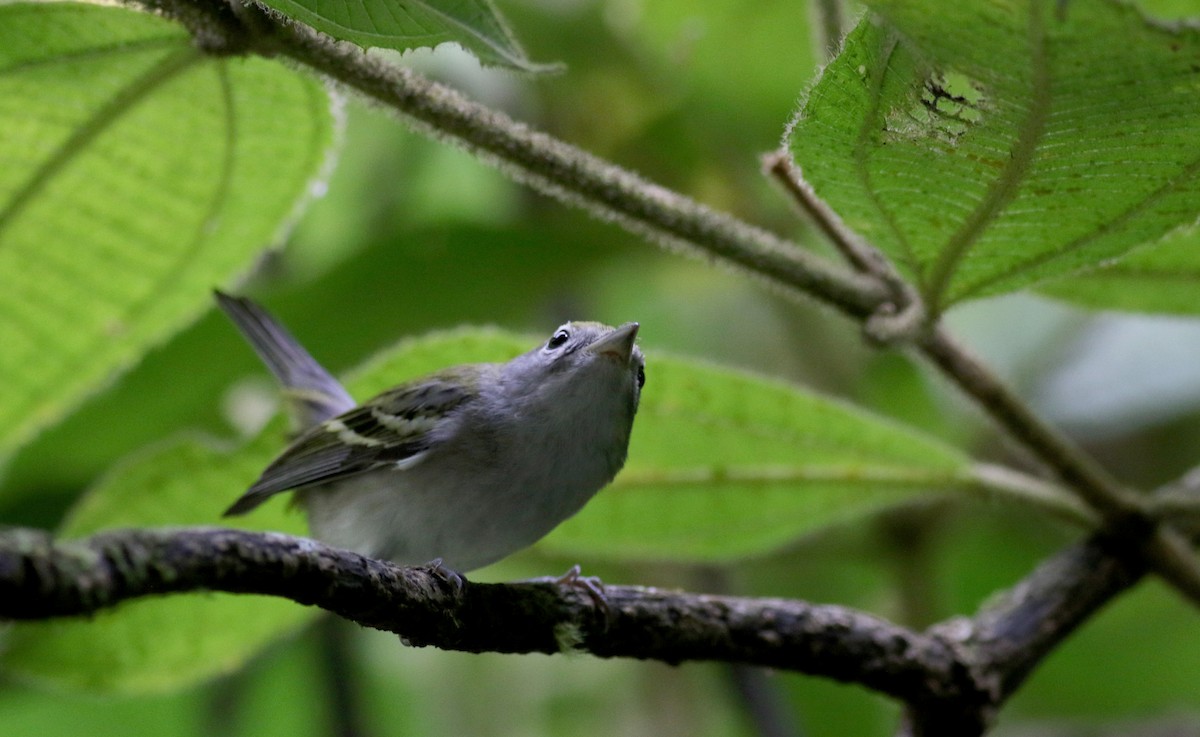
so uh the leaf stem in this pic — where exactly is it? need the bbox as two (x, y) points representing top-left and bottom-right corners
(764, 150), (926, 343)
(968, 463), (1096, 527)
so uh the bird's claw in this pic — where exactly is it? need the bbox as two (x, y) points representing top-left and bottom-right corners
(553, 564), (609, 617)
(423, 558), (466, 593)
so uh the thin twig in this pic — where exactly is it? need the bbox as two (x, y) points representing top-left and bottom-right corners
(763, 151), (880, 275)
(920, 328), (1200, 606)
(763, 151), (927, 345)
(810, 0), (846, 60)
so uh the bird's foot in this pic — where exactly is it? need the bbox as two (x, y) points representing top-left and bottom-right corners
(534, 564), (609, 619)
(423, 558), (466, 593)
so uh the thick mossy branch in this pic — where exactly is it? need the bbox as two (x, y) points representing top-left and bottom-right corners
(131, 0), (889, 320)
(0, 527), (966, 705)
(0, 525), (1152, 737)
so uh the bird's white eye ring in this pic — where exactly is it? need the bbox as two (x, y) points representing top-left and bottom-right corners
(547, 329), (570, 350)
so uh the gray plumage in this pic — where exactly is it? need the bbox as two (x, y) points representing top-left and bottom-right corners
(216, 292), (645, 572)
(215, 292), (354, 429)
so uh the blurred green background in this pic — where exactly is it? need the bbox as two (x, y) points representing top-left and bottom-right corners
(3, 0), (1200, 735)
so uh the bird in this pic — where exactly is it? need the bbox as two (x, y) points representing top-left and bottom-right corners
(215, 291), (644, 576)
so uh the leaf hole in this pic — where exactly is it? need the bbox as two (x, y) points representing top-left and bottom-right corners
(885, 69), (987, 146)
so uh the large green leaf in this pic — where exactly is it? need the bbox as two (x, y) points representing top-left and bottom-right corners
(544, 356), (973, 561)
(256, 0), (546, 71)
(0, 3), (335, 456)
(786, 0), (1200, 312)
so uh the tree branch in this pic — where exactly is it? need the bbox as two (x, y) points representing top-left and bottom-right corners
(0, 527), (968, 706)
(894, 532), (1148, 737)
(0, 524), (1156, 737)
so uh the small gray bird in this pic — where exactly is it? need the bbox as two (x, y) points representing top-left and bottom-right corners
(216, 292), (644, 574)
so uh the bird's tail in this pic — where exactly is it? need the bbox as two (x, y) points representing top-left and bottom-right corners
(214, 290), (355, 430)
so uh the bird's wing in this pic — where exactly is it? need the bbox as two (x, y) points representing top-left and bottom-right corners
(223, 376), (475, 516)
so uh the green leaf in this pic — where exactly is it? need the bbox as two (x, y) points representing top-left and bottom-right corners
(786, 0), (1200, 312)
(1038, 225), (1200, 314)
(2, 329), (529, 694)
(256, 0), (547, 71)
(0, 3), (335, 456)
(542, 356), (973, 561)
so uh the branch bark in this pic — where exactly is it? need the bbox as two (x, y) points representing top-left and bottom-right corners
(0, 524), (1153, 737)
(908, 533), (1148, 736)
(0, 527), (967, 706)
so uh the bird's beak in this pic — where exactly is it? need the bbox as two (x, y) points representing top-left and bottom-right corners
(586, 322), (639, 363)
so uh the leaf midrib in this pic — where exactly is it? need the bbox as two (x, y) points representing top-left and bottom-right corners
(0, 43), (201, 244)
(615, 464), (972, 488)
(923, 0), (1053, 310)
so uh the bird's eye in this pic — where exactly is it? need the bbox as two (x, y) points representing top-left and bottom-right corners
(637, 364), (646, 389)
(547, 329), (570, 350)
